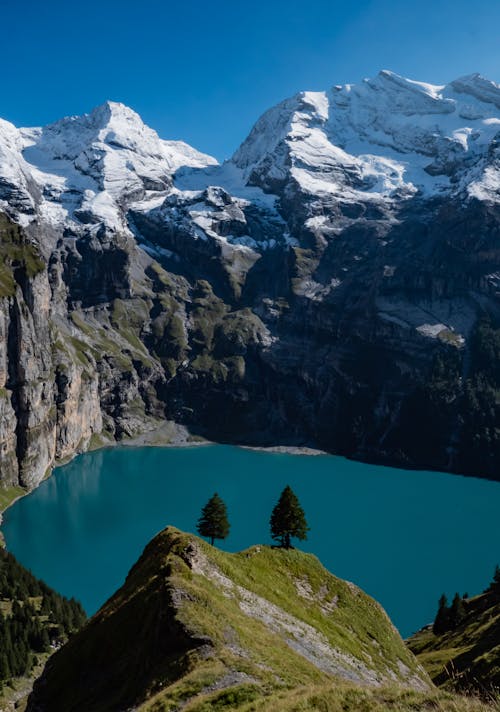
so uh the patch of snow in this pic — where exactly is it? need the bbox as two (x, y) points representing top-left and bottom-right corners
(140, 243), (178, 261)
(416, 323), (448, 338)
(1, 71), (500, 248)
(305, 216), (329, 229)
(175, 161), (280, 212)
(379, 313), (411, 329)
(377, 297), (476, 336)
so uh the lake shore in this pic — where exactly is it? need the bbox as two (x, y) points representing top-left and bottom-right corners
(119, 421), (328, 456)
(240, 444), (327, 456)
(0, 420), (327, 524)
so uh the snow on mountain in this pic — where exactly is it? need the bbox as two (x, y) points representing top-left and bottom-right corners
(0, 101), (217, 232)
(0, 118), (39, 223)
(0, 72), (499, 250)
(232, 70), (500, 205)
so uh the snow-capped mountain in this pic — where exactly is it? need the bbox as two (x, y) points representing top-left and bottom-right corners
(233, 70), (500, 205)
(1, 71), (499, 250)
(0, 101), (216, 230)
(1, 72), (500, 491)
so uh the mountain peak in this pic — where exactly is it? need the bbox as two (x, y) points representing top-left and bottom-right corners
(362, 70), (448, 108)
(18, 99), (158, 161)
(7, 100), (216, 231)
(231, 68), (500, 202)
(87, 100), (146, 131)
(449, 73), (500, 108)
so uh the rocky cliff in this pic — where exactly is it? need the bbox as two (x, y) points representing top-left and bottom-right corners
(1, 71), (500, 492)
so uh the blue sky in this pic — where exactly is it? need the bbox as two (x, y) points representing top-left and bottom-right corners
(2, 0), (500, 159)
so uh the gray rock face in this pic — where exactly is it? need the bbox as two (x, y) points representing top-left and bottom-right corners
(1, 73), (500, 491)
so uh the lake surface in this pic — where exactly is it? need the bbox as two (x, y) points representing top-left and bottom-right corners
(3, 445), (500, 638)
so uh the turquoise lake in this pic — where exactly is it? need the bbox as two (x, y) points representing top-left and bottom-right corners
(3, 445), (500, 638)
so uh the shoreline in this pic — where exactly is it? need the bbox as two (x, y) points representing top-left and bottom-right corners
(117, 421), (327, 456)
(239, 444), (327, 456)
(3, 415), (497, 528)
(0, 420), (328, 524)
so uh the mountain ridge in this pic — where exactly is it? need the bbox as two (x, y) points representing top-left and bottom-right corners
(2, 69), (500, 237)
(26, 526), (431, 711)
(26, 527), (500, 712)
(0, 70), (499, 492)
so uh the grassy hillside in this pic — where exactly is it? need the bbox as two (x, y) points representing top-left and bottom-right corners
(408, 584), (500, 697)
(26, 527), (433, 711)
(26, 527), (500, 712)
(175, 682), (499, 712)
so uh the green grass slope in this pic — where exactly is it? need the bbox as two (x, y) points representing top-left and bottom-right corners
(408, 589), (500, 696)
(27, 527), (433, 712)
(189, 683), (499, 712)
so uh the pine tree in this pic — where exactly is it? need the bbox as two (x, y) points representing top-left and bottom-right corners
(196, 493), (230, 546)
(432, 594), (449, 635)
(489, 564), (500, 594)
(0, 548), (87, 687)
(449, 592), (466, 628)
(270, 485), (309, 549)
(41, 627), (51, 653)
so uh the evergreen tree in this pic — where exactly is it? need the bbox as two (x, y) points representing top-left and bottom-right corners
(40, 627), (51, 653)
(196, 493), (230, 546)
(432, 594), (449, 635)
(489, 564), (500, 594)
(270, 485), (309, 549)
(449, 592), (466, 628)
(0, 548), (87, 686)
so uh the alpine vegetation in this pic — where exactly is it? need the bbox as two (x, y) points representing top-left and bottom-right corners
(409, 565), (500, 695)
(0, 549), (86, 693)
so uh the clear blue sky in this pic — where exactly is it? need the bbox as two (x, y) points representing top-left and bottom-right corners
(2, 0), (499, 159)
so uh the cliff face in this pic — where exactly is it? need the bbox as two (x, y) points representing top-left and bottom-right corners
(0, 215), (160, 489)
(27, 527), (431, 712)
(1, 73), (500, 490)
(0, 216), (55, 488)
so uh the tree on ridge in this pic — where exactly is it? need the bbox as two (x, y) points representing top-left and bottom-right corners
(489, 564), (500, 593)
(433, 593), (449, 635)
(270, 485), (309, 549)
(196, 493), (230, 546)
